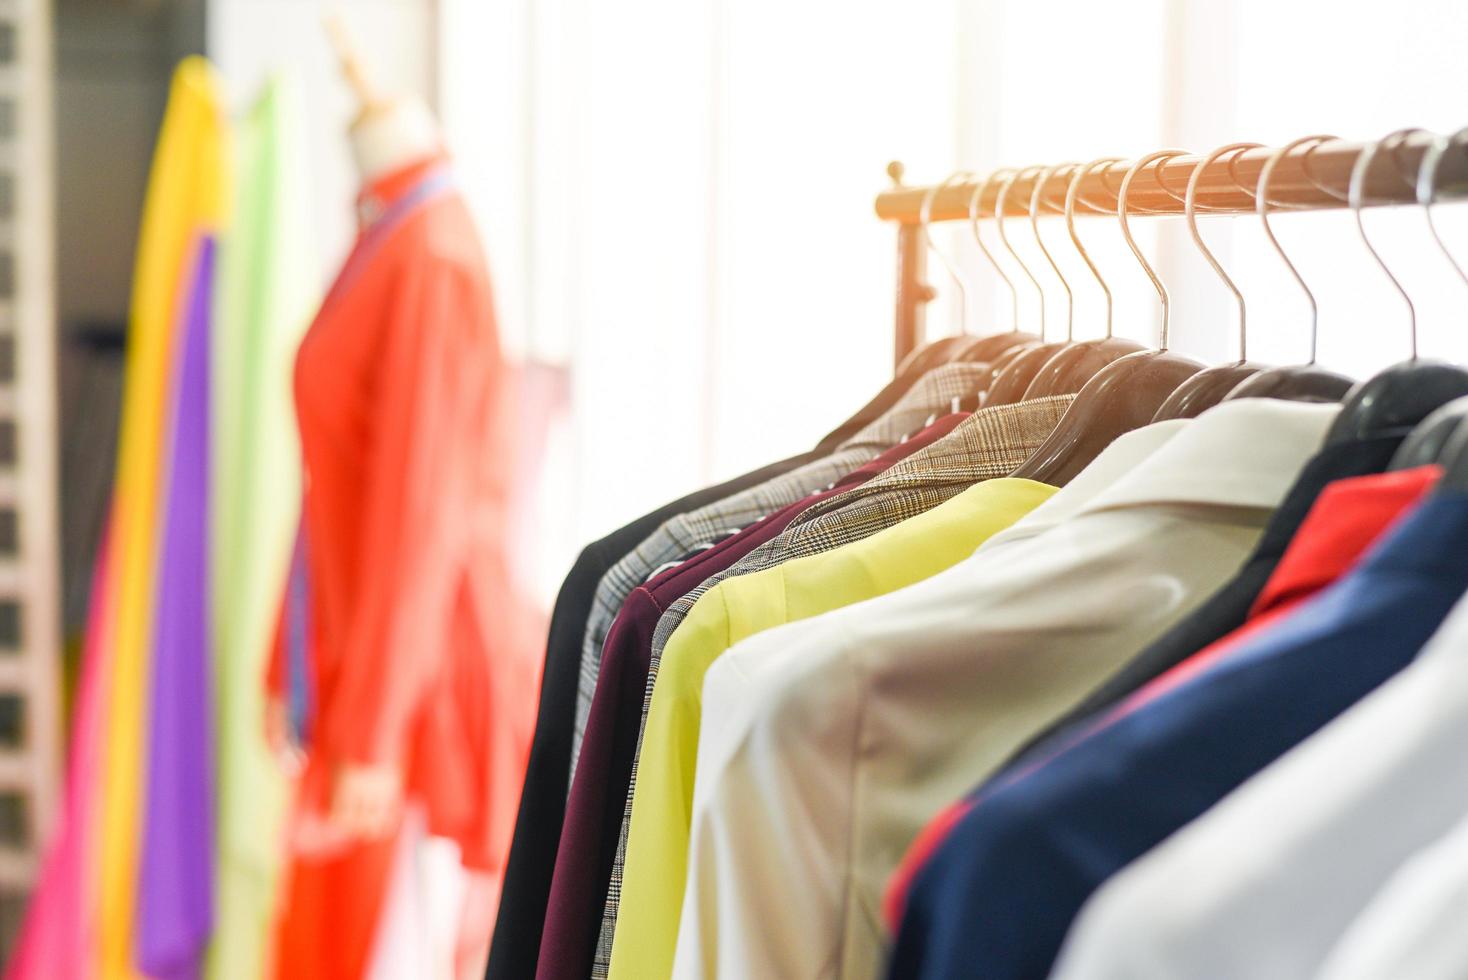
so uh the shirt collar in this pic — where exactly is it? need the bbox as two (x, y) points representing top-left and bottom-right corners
(1250, 464), (1440, 619)
(1078, 398), (1341, 518)
(979, 418), (1188, 549)
(356, 150), (450, 229)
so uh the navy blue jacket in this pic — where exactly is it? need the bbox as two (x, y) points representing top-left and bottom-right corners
(888, 490), (1468, 980)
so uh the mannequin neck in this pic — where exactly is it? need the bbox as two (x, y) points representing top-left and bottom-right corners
(349, 98), (442, 184)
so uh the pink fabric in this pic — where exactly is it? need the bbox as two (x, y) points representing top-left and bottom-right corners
(8, 526), (116, 980)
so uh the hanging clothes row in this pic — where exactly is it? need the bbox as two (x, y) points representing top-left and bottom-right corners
(488, 126), (1468, 980)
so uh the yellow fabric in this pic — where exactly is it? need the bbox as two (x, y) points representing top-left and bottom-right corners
(608, 476), (1057, 980)
(97, 57), (230, 979)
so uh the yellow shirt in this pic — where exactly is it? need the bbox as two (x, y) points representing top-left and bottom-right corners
(608, 476), (1057, 979)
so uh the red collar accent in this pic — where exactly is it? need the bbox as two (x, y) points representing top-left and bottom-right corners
(1250, 464), (1441, 619)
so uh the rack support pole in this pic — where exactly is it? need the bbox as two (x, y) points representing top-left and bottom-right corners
(889, 162), (933, 369)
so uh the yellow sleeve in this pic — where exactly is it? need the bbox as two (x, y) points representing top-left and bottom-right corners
(609, 479), (1057, 979)
(781, 478), (1059, 622)
(608, 583), (732, 980)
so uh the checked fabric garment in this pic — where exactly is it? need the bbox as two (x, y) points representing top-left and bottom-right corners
(569, 361), (990, 779)
(591, 391), (1075, 975)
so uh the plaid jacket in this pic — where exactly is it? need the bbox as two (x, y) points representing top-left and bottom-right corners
(570, 361), (988, 780)
(591, 392), (1075, 974)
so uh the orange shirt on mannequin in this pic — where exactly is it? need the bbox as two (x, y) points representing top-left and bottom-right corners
(269, 152), (542, 979)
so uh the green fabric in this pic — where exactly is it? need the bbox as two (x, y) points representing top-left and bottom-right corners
(207, 75), (317, 980)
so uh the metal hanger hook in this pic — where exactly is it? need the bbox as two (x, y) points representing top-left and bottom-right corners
(1065, 157), (1124, 339)
(1351, 128), (1426, 360)
(920, 170), (977, 337)
(1187, 143), (1262, 362)
(1258, 135), (1339, 364)
(1031, 163), (1079, 341)
(997, 165), (1048, 340)
(1118, 149), (1191, 350)
(1418, 126), (1468, 295)
(967, 169), (1021, 332)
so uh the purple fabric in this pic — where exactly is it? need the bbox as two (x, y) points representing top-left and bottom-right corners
(536, 412), (969, 979)
(286, 524), (314, 747)
(137, 236), (215, 980)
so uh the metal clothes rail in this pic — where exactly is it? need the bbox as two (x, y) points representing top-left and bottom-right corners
(877, 134), (1468, 367)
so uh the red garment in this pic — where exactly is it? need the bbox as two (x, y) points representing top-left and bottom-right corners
(884, 463), (1440, 927)
(268, 153), (543, 980)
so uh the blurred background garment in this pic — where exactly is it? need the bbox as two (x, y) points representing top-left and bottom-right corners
(267, 151), (542, 980)
(206, 76), (316, 980)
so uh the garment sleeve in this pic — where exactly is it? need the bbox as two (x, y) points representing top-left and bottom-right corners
(264, 594), (285, 696)
(318, 256), (486, 767)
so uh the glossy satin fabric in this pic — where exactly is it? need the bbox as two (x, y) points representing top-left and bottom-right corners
(269, 154), (542, 980)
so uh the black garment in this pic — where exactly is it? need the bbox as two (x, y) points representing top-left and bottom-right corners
(991, 431), (1405, 778)
(484, 450), (824, 980)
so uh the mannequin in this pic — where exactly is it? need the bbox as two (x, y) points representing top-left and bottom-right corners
(348, 97), (441, 185)
(326, 11), (444, 183)
(265, 18), (541, 980)
(317, 14), (442, 845)
(265, 14), (441, 848)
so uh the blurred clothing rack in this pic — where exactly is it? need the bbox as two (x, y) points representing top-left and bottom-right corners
(877, 134), (1468, 367)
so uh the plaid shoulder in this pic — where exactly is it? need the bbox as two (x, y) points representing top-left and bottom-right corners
(838, 361), (989, 451)
(784, 393), (1074, 533)
(569, 445), (870, 776)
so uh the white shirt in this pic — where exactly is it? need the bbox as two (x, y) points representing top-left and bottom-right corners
(672, 399), (1338, 980)
(1051, 583), (1468, 980)
(1317, 806), (1468, 980)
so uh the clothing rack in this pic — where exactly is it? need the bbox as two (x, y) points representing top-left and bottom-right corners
(877, 134), (1468, 367)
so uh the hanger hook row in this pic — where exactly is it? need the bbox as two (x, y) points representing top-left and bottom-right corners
(1065, 157), (1124, 339)
(1188, 142), (1263, 362)
(996, 165), (1049, 340)
(1418, 126), (1468, 295)
(1031, 163), (1079, 341)
(1081, 154), (1256, 217)
(967, 168), (1021, 332)
(1257, 134), (1339, 364)
(1118, 149), (1192, 350)
(920, 170), (978, 337)
(1351, 128), (1427, 360)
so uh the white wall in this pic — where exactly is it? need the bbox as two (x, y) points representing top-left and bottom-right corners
(961, 0), (1468, 377)
(439, 0), (971, 599)
(215, 0), (1468, 603)
(206, 0), (434, 286)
